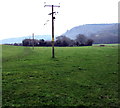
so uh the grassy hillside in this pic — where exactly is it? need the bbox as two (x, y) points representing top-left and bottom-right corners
(2, 45), (119, 107)
(63, 24), (117, 39)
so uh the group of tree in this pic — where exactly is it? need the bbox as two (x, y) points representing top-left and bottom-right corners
(55, 34), (93, 46)
(22, 34), (94, 47)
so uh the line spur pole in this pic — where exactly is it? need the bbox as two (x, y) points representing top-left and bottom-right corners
(44, 4), (60, 58)
(32, 33), (34, 50)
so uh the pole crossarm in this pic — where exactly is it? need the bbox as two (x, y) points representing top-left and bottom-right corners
(44, 5), (60, 8)
(48, 12), (56, 15)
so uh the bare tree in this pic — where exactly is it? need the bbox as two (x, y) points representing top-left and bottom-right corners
(75, 34), (87, 45)
(56, 35), (72, 46)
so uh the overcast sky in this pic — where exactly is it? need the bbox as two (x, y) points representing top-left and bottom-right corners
(0, 0), (119, 39)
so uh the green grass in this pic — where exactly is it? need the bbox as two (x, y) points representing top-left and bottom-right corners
(2, 45), (119, 107)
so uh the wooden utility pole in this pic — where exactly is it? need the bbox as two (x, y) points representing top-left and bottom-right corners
(52, 5), (54, 58)
(32, 33), (34, 50)
(44, 4), (60, 58)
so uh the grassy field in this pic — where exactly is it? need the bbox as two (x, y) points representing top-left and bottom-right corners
(2, 44), (119, 107)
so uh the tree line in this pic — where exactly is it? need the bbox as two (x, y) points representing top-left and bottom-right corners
(22, 34), (94, 47)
